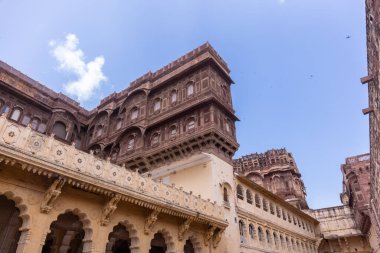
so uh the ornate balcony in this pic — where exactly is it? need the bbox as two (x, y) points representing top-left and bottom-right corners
(0, 114), (227, 229)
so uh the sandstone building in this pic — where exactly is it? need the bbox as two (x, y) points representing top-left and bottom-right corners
(363, 0), (380, 249)
(233, 149), (308, 210)
(0, 41), (377, 253)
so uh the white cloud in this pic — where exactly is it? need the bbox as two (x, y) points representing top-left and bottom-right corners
(279, 0), (285, 3)
(49, 33), (107, 102)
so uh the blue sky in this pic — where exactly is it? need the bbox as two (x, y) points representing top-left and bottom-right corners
(0, 0), (368, 208)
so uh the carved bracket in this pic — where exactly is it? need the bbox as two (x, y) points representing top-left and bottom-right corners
(204, 225), (216, 246)
(213, 228), (224, 248)
(178, 218), (193, 241)
(100, 194), (122, 226)
(144, 208), (161, 234)
(40, 177), (66, 213)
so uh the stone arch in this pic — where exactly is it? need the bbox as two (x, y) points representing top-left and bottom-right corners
(88, 110), (110, 129)
(220, 182), (232, 205)
(184, 234), (202, 253)
(42, 208), (93, 253)
(121, 89), (147, 113)
(115, 126), (144, 154)
(150, 228), (176, 253)
(105, 220), (140, 253)
(0, 191), (30, 253)
(0, 190), (30, 230)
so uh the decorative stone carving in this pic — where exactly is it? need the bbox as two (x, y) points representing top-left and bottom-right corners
(178, 218), (193, 241)
(213, 228), (224, 248)
(40, 177), (66, 213)
(2, 124), (21, 144)
(204, 225), (216, 246)
(100, 194), (121, 226)
(28, 134), (45, 153)
(144, 209), (161, 234)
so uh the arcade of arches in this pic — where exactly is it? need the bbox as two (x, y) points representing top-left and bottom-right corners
(0, 191), (199, 253)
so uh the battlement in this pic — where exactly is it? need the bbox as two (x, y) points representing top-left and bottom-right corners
(345, 153), (370, 165)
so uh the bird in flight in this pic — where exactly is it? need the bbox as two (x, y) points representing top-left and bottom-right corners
(346, 35), (351, 39)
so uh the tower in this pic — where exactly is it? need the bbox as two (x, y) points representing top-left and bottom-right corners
(234, 148), (308, 209)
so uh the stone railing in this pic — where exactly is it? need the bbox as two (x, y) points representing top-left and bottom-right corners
(0, 115), (224, 222)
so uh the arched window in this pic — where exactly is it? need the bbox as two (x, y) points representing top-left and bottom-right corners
(127, 137), (135, 151)
(258, 227), (264, 242)
(151, 132), (160, 146)
(280, 235), (285, 249)
(276, 206), (281, 218)
(52, 122), (67, 139)
(239, 220), (246, 244)
(263, 199), (268, 211)
(169, 125), (177, 138)
(170, 90), (177, 103)
(270, 202), (275, 215)
(10, 108), (22, 121)
(115, 118), (122, 130)
(246, 190), (253, 204)
(225, 119), (231, 133)
(153, 98), (161, 112)
(130, 107), (138, 120)
(266, 230), (272, 247)
(273, 233), (279, 249)
(187, 83), (194, 96)
(282, 209), (287, 221)
(249, 224), (255, 239)
(21, 114), (31, 126)
(95, 125), (103, 137)
(286, 237), (291, 252)
(255, 194), (261, 208)
(31, 118), (40, 130)
(236, 185), (244, 200)
(37, 122), (47, 133)
(223, 187), (229, 203)
(0, 104), (10, 115)
(288, 213), (292, 223)
(187, 118), (195, 131)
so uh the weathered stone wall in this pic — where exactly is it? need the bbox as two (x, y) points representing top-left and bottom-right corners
(365, 0), (380, 243)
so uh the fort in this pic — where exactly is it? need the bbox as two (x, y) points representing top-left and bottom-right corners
(0, 1), (379, 251)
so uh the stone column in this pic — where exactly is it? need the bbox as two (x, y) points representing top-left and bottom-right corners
(87, 224), (111, 253)
(16, 208), (55, 253)
(59, 230), (77, 253)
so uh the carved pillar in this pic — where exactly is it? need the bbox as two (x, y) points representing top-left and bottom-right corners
(105, 237), (116, 253)
(59, 230), (77, 253)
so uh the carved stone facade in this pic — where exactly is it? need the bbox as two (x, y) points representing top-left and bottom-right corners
(234, 148), (308, 209)
(0, 42), (378, 253)
(0, 42), (238, 173)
